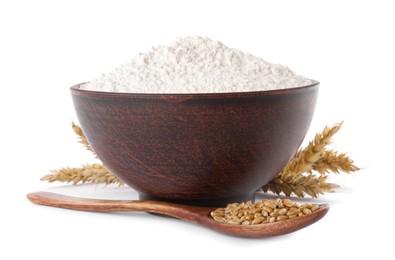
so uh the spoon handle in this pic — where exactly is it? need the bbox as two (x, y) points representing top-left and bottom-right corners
(27, 191), (214, 219)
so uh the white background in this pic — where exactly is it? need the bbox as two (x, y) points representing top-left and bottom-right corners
(1, 0), (393, 259)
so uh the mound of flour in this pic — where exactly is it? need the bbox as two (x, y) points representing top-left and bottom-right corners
(81, 37), (314, 93)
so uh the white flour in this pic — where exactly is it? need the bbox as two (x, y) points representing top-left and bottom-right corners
(81, 37), (314, 93)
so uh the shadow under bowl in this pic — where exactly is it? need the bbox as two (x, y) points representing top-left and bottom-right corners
(71, 82), (319, 206)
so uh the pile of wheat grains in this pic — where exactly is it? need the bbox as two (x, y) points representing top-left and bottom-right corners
(211, 198), (320, 225)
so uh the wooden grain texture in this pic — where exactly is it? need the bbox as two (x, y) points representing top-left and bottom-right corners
(71, 83), (319, 206)
(27, 191), (329, 238)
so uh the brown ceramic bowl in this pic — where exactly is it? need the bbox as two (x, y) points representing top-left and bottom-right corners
(71, 82), (319, 206)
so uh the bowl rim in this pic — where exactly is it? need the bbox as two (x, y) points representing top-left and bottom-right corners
(70, 81), (319, 99)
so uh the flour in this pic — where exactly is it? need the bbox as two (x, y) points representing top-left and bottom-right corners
(81, 37), (314, 93)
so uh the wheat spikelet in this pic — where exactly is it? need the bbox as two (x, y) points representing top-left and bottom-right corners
(262, 174), (340, 198)
(313, 150), (360, 174)
(281, 122), (343, 177)
(262, 122), (359, 198)
(72, 122), (96, 155)
(41, 163), (123, 185)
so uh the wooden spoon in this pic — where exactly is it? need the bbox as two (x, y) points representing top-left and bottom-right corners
(27, 192), (329, 238)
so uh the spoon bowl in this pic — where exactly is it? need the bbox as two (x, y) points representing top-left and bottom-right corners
(27, 192), (329, 238)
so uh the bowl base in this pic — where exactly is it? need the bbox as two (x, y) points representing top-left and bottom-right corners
(138, 193), (256, 207)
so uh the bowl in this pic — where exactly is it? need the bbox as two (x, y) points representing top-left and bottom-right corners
(71, 82), (319, 206)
